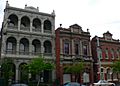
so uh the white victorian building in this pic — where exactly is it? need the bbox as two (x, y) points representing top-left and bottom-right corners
(1, 1), (56, 83)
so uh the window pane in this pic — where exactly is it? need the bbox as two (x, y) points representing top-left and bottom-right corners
(99, 49), (102, 59)
(111, 49), (114, 59)
(7, 42), (13, 50)
(83, 45), (87, 55)
(32, 45), (35, 52)
(20, 43), (25, 51)
(105, 48), (109, 59)
(75, 44), (79, 55)
(64, 43), (69, 54)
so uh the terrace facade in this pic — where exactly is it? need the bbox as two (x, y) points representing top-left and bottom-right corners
(55, 24), (94, 85)
(1, 1), (55, 83)
(91, 31), (120, 83)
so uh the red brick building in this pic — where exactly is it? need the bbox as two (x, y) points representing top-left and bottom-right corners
(91, 31), (120, 83)
(55, 24), (93, 85)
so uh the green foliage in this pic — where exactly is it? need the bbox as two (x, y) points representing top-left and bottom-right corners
(64, 61), (84, 74)
(44, 63), (54, 71)
(111, 61), (120, 73)
(1, 58), (14, 80)
(23, 56), (55, 75)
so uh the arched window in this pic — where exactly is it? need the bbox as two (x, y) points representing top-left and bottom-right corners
(116, 49), (120, 59)
(8, 14), (18, 27)
(20, 43), (25, 52)
(113, 72), (117, 80)
(101, 68), (104, 80)
(32, 18), (41, 32)
(83, 45), (87, 56)
(74, 40), (79, 55)
(83, 72), (90, 83)
(44, 41), (52, 53)
(32, 39), (41, 55)
(99, 48), (102, 59)
(111, 49), (114, 59)
(44, 20), (52, 33)
(64, 43), (69, 54)
(6, 37), (17, 54)
(105, 48), (109, 59)
(7, 42), (13, 50)
(19, 38), (29, 55)
(106, 68), (112, 80)
(21, 16), (30, 31)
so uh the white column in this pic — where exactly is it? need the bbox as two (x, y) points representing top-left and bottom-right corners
(80, 41), (82, 57)
(41, 21), (44, 33)
(52, 22), (55, 35)
(52, 39), (55, 60)
(71, 39), (74, 58)
(29, 40), (32, 56)
(15, 66), (19, 83)
(1, 35), (6, 58)
(52, 69), (56, 81)
(30, 20), (32, 32)
(16, 40), (19, 55)
(41, 40), (44, 57)
(18, 18), (21, 31)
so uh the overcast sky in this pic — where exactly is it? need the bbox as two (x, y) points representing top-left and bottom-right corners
(0, 0), (120, 39)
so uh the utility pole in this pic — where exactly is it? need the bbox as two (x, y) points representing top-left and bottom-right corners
(96, 36), (102, 80)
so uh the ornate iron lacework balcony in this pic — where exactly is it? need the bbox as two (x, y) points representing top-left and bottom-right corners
(44, 53), (52, 56)
(32, 28), (41, 32)
(19, 51), (29, 55)
(44, 30), (52, 33)
(32, 52), (41, 55)
(5, 50), (53, 57)
(8, 25), (18, 30)
(5, 50), (16, 54)
(20, 27), (30, 31)
(82, 55), (92, 60)
(61, 54), (92, 61)
(5, 50), (29, 55)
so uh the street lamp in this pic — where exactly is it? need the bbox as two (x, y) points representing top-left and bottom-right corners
(0, 65), (1, 77)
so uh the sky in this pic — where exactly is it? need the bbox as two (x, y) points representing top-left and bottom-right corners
(0, 0), (120, 39)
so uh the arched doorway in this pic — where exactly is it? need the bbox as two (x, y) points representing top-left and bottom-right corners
(43, 70), (52, 83)
(19, 63), (28, 83)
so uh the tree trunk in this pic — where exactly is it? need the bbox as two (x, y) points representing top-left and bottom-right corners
(37, 78), (40, 86)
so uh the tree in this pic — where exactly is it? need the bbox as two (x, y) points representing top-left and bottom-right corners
(23, 56), (54, 86)
(1, 58), (14, 85)
(64, 61), (84, 82)
(111, 61), (120, 81)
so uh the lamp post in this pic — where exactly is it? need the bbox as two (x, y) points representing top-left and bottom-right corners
(0, 65), (1, 77)
(96, 36), (102, 80)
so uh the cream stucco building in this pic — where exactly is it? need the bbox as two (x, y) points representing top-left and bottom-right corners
(1, 1), (55, 83)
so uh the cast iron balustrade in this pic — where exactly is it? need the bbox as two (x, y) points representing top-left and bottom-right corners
(20, 27), (30, 31)
(8, 25), (18, 30)
(44, 30), (52, 33)
(6, 49), (16, 54)
(32, 28), (41, 32)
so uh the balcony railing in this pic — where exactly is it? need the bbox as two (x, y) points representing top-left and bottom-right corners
(32, 52), (41, 55)
(8, 25), (18, 30)
(44, 30), (52, 33)
(6, 50), (16, 54)
(32, 28), (41, 32)
(61, 54), (92, 61)
(20, 27), (30, 31)
(5, 50), (52, 57)
(44, 53), (52, 56)
(19, 51), (30, 55)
